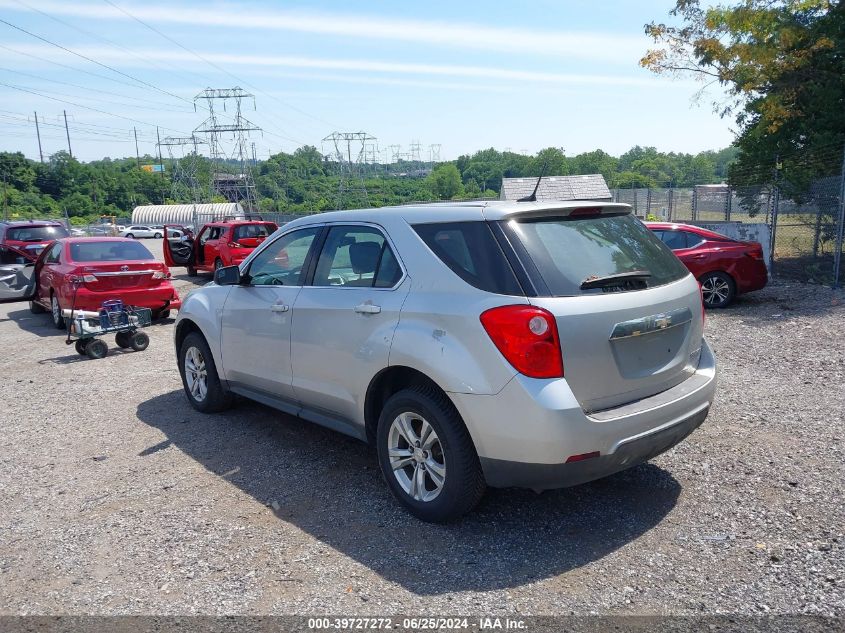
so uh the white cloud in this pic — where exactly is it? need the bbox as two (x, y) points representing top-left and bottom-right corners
(6, 43), (669, 88)
(0, 0), (647, 63)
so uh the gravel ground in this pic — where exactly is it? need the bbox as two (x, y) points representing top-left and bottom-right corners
(0, 272), (843, 616)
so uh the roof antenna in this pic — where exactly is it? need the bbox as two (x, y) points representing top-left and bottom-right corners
(517, 160), (548, 202)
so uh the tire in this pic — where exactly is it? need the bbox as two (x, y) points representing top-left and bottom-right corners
(50, 293), (65, 330)
(214, 258), (224, 271)
(29, 300), (46, 314)
(125, 233), (135, 239)
(130, 331), (150, 351)
(75, 339), (87, 355)
(85, 339), (108, 360)
(152, 309), (171, 321)
(178, 332), (232, 413)
(700, 271), (735, 309)
(376, 384), (485, 522)
(186, 266), (197, 277)
(115, 331), (132, 348)
(153, 232), (162, 239)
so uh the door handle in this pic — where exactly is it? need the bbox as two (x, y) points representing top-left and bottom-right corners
(354, 303), (381, 314)
(270, 303), (289, 313)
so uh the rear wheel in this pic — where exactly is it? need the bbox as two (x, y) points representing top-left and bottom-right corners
(214, 258), (224, 271)
(74, 339), (87, 355)
(178, 332), (232, 413)
(29, 300), (45, 314)
(130, 331), (150, 351)
(152, 309), (171, 321)
(85, 339), (108, 360)
(700, 271), (735, 308)
(125, 233), (135, 239)
(376, 385), (485, 522)
(50, 293), (65, 330)
(153, 232), (162, 239)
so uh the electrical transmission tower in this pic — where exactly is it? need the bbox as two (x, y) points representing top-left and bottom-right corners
(408, 140), (423, 164)
(322, 131), (376, 209)
(157, 135), (207, 203)
(193, 88), (261, 209)
(428, 144), (441, 166)
(389, 145), (402, 164)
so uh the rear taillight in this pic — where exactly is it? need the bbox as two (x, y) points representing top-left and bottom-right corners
(747, 249), (764, 261)
(69, 273), (96, 283)
(480, 305), (563, 379)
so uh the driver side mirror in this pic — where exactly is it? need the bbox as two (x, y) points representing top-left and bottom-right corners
(214, 265), (241, 286)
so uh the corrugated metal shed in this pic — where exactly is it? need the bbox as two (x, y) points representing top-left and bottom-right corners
(131, 203), (244, 225)
(500, 174), (611, 201)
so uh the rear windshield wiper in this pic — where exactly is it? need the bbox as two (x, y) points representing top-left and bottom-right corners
(580, 270), (652, 290)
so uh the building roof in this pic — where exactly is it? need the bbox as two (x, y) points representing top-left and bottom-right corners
(131, 203), (243, 225)
(500, 174), (611, 201)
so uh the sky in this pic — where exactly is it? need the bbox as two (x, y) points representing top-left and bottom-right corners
(0, 0), (736, 164)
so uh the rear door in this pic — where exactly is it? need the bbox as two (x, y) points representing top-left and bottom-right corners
(290, 223), (409, 424)
(503, 210), (704, 413)
(0, 245), (37, 302)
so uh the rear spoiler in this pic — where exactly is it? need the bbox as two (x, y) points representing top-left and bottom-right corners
(500, 203), (632, 221)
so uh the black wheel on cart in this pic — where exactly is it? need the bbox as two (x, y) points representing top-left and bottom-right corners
(115, 331), (132, 348)
(130, 331), (150, 351)
(74, 339), (87, 355)
(85, 339), (108, 359)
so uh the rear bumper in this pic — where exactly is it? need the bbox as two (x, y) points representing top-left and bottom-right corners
(450, 340), (717, 490)
(66, 285), (182, 312)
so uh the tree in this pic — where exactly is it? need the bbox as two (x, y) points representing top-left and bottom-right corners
(642, 1), (844, 182)
(427, 164), (463, 199)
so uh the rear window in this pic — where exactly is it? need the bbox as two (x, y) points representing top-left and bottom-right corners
(233, 223), (276, 241)
(505, 213), (688, 296)
(6, 225), (69, 242)
(413, 222), (522, 295)
(69, 241), (155, 262)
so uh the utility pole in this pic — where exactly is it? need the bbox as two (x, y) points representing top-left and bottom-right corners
(156, 126), (165, 203)
(769, 154), (781, 276)
(63, 110), (72, 158)
(2, 172), (8, 222)
(833, 144), (845, 289)
(133, 127), (140, 169)
(34, 111), (44, 163)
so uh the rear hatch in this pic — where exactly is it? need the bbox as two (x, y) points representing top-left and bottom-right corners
(501, 208), (704, 413)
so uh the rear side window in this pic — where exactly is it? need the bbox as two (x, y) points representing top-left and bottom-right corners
(413, 222), (522, 295)
(505, 213), (688, 296)
(657, 230), (689, 250)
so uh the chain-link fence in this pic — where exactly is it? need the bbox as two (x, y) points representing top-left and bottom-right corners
(611, 165), (845, 287)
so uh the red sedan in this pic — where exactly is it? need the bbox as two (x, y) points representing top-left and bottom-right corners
(28, 238), (182, 328)
(646, 222), (768, 308)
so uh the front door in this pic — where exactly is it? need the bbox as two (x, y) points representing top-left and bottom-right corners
(290, 224), (409, 425)
(0, 245), (37, 302)
(163, 225), (194, 267)
(219, 226), (321, 401)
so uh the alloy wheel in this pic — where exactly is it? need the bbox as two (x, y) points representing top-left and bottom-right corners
(701, 276), (730, 307)
(387, 412), (446, 502)
(51, 295), (61, 326)
(184, 346), (208, 402)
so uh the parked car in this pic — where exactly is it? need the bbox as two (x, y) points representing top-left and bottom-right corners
(172, 201), (716, 521)
(0, 220), (69, 258)
(163, 218), (278, 275)
(120, 225), (163, 239)
(70, 228), (87, 237)
(13, 238), (182, 326)
(646, 222), (768, 308)
(0, 243), (38, 302)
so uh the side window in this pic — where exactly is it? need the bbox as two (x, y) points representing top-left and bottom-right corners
(413, 221), (522, 295)
(45, 242), (62, 264)
(683, 232), (704, 248)
(660, 230), (689, 250)
(247, 227), (319, 286)
(312, 226), (401, 288)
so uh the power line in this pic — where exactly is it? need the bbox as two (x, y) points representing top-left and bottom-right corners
(0, 17), (200, 110)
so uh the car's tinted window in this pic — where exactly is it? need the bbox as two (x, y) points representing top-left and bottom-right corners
(683, 231), (705, 248)
(413, 221), (522, 295)
(247, 227), (319, 286)
(659, 229), (689, 250)
(6, 225), (69, 241)
(69, 241), (154, 262)
(506, 213), (688, 296)
(312, 226), (402, 288)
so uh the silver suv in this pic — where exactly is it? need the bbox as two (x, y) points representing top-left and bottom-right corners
(173, 201), (716, 522)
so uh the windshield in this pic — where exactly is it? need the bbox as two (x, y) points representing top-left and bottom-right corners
(6, 225), (69, 242)
(69, 241), (155, 262)
(505, 213), (688, 296)
(233, 223), (275, 241)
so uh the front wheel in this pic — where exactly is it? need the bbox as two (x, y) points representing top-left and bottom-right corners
(125, 233), (135, 239)
(85, 339), (108, 359)
(214, 258), (224, 271)
(376, 385), (485, 522)
(700, 271), (735, 308)
(178, 332), (232, 413)
(153, 232), (162, 239)
(130, 331), (149, 351)
(50, 293), (65, 330)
